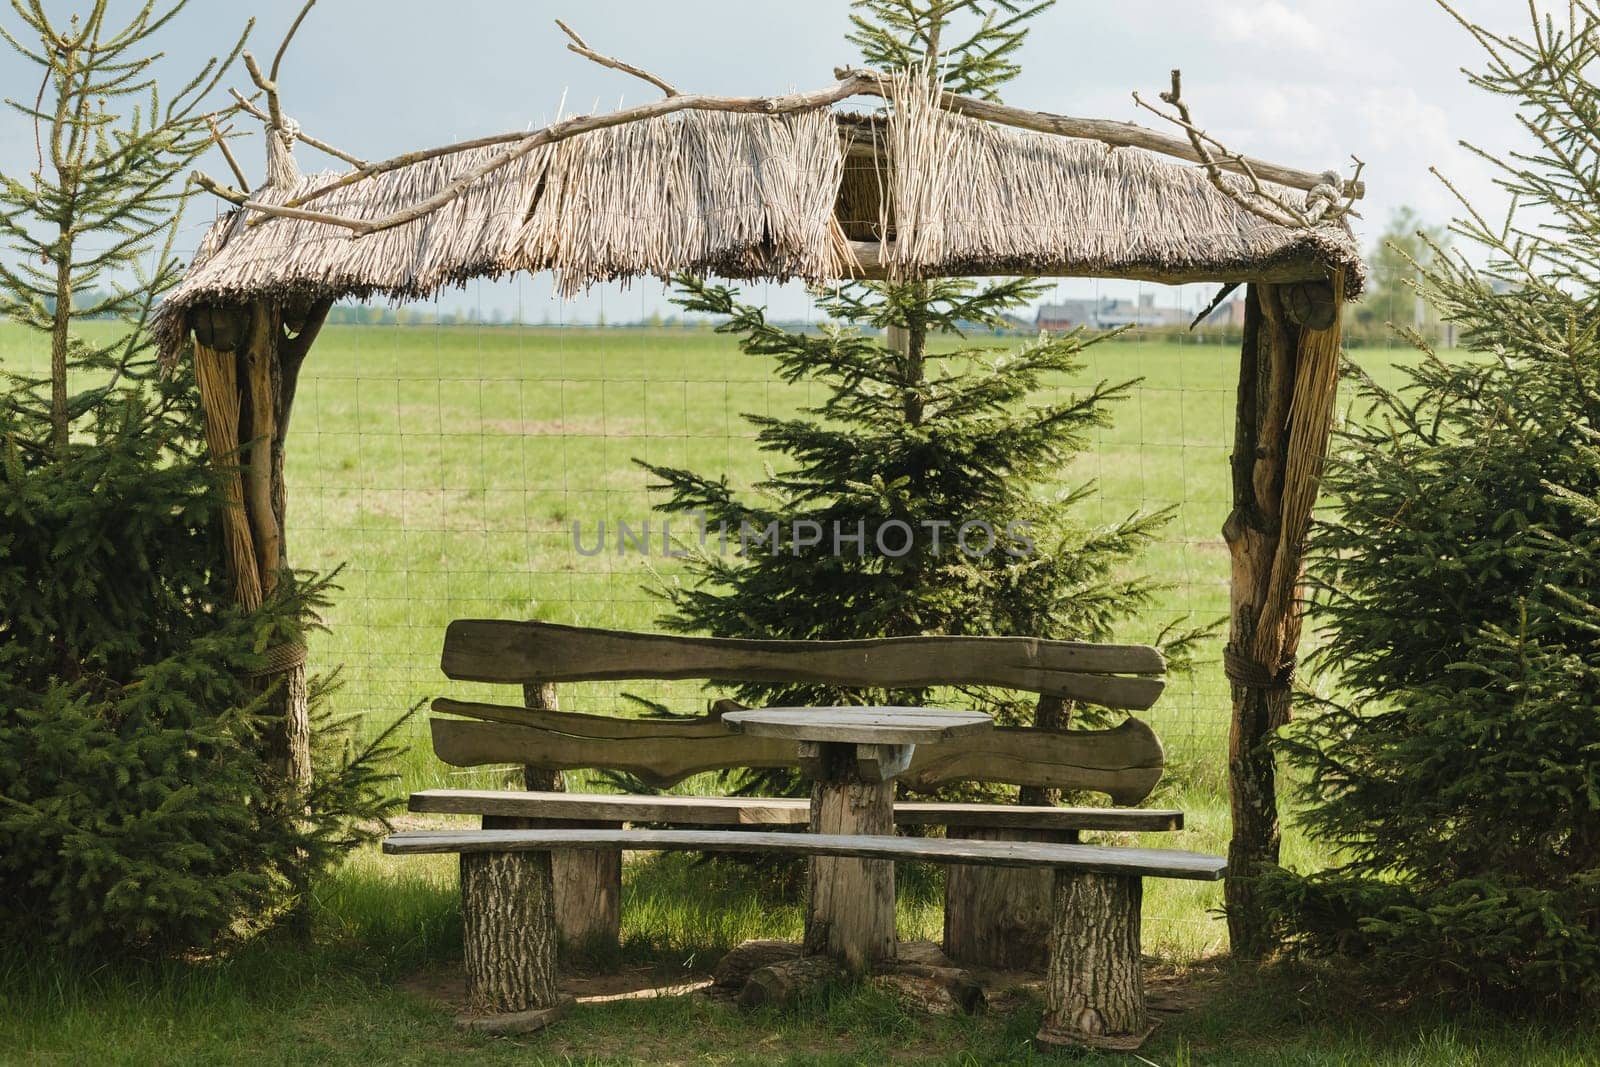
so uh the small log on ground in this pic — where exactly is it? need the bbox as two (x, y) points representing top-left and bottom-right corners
(713, 939), (802, 989)
(895, 939), (956, 968)
(873, 960), (986, 1015)
(1035, 871), (1151, 1051)
(459, 850), (560, 1017)
(737, 955), (843, 1011)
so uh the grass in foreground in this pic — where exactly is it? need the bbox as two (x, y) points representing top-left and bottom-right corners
(4, 839), (1595, 1066)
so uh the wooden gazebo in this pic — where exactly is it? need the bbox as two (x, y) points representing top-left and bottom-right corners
(160, 23), (1366, 957)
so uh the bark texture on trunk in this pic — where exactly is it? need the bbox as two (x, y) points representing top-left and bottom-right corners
(481, 815), (621, 954)
(805, 749), (897, 970)
(460, 850), (560, 1015)
(519, 681), (567, 792)
(942, 825), (1078, 970)
(1036, 871), (1148, 1050)
(1223, 281), (1344, 959)
(192, 298), (332, 792)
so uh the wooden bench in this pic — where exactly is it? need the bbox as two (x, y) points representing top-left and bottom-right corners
(384, 826), (1226, 1049)
(423, 619), (1184, 968)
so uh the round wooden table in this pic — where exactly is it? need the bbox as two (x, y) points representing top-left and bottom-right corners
(721, 706), (991, 970)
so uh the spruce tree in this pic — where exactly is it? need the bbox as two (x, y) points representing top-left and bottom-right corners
(0, 0), (245, 447)
(0, 1), (403, 954)
(642, 0), (1202, 801)
(1261, 1), (1600, 1004)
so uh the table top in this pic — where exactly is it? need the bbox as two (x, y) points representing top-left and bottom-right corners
(721, 706), (992, 745)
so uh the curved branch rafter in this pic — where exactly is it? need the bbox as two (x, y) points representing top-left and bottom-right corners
(193, 17), (1366, 243)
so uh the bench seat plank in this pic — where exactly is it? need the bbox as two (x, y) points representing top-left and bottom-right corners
(382, 828), (1227, 881)
(408, 789), (1184, 832)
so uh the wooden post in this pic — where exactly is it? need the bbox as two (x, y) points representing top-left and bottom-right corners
(482, 815), (621, 955)
(1036, 871), (1149, 1051)
(520, 681), (566, 792)
(458, 849), (568, 1032)
(194, 332), (262, 611)
(804, 744), (897, 970)
(1018, 693), (1069, 806)
(1222, 279), (1344, 959)
(191, 296), (331, 791)
(483, 681), (620, 955)
(942, 825), (1078, 970)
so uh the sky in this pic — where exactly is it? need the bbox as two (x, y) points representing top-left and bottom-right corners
(0, 0), (1530, 323)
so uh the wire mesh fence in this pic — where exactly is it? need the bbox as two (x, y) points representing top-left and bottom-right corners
(285, 267), (1428, 782)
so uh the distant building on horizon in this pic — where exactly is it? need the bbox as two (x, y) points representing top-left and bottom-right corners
(1035, 293), (1190, 331)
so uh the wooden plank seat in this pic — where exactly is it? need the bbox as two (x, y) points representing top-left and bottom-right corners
(409, 788), (1186, 833)
(385, 827), (1225, 1049)
(423, 619), (1182, 969)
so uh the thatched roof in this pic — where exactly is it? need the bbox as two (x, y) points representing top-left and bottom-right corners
(156, 92), (1364, 361)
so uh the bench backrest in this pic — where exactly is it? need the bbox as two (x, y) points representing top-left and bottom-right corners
(431, 620), (1170, 805)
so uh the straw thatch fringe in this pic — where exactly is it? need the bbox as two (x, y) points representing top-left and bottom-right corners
(158, 110), (844, 364)
(158, 81), (1366, 366)
(512, 109), (844, 297)
(880, 70), (1364, 294)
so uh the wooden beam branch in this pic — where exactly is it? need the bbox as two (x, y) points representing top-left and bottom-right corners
(1131, 70), (1364, 226)
(229, 87), (366, 170)
(829, 66), (1364, 200)
(241, 51), (284, 139)
(221, 28), (1361, 240)
(248, 73), (882, 235)
(270, 0), (318, 82)
(192, 169), (249, 206)
(556, 19), (679, 96)
(207, 116), (251, 189)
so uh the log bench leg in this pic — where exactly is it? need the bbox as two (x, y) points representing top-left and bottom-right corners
(458, 850), (571, 1032)
(1036, 871), (1151, 1052)
(943, 826), (1078, 971)
(803, 744), (898, 972)
(484, 815), (622, 955)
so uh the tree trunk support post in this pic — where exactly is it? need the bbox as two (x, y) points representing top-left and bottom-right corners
(1223, 279), (1344, 958)
(803, 740), (900, 971)
(1036, 871), (1149, 1051)
(191, 296), (330, 792)
(487, 681), (623, 956)
(481, 814), (622, 955)
(458, 849), (571, 1032)
(943, 825), (1079, 970)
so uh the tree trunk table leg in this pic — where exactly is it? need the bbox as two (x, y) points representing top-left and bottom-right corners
(484, 815), (621, 955)
(458, 850), (568, 1032)
(804, 744), (896, 971)
(1036, 871), (1150, 1051)
(943, 826), (1078, 971)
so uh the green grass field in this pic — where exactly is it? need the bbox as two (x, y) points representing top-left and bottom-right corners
(276, 324), (1245, 756)
(7, 321), (1586, 1064)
